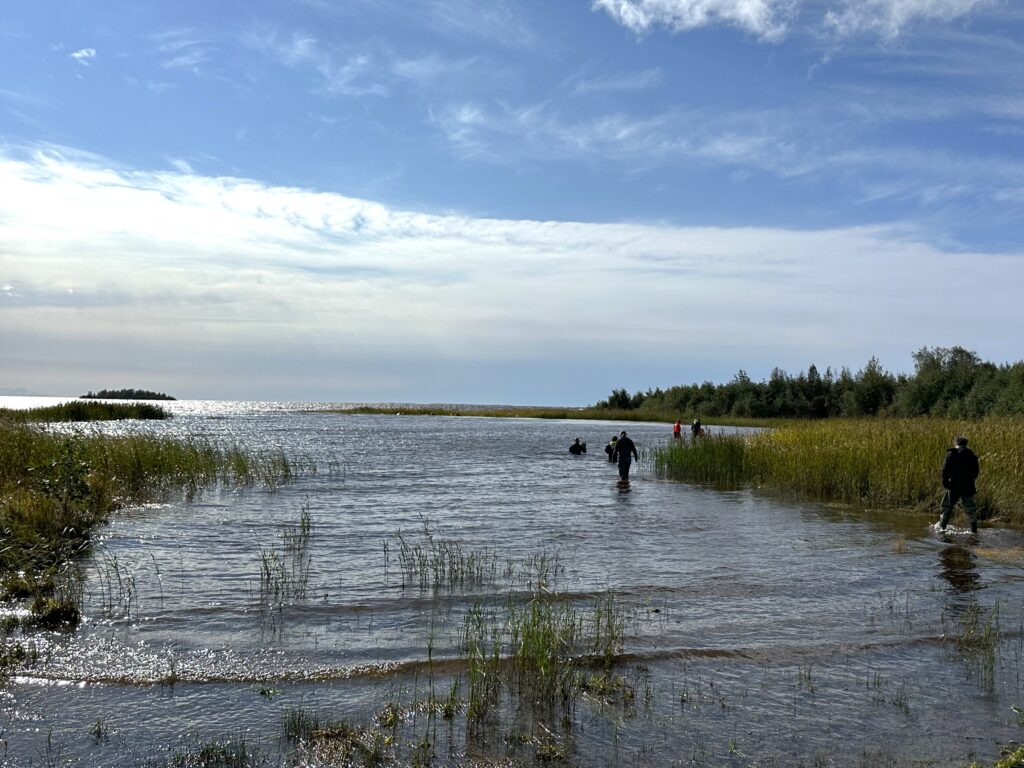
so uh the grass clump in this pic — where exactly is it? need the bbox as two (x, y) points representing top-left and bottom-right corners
(140, 738), (272, 767)
(1, 401), (170, 422)
(651, 417), (1024, 523)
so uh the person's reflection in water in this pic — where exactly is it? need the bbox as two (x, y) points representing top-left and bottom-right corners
(938, 545), (981, 593)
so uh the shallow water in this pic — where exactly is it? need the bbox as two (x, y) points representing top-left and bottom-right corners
(3, 401), (1024, 767)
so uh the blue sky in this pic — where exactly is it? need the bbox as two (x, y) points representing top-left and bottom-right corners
(2, 0), (1023, 404)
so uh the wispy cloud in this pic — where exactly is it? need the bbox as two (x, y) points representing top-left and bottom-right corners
(568, 67), (664, 95)
(824, 0), (994, 41)
(0, 87), (52, 109)
(151, 29), (213, 73)
(70, 48), (96, 65)
(296, 0), (539, 48)
(244, 30), (387, 97)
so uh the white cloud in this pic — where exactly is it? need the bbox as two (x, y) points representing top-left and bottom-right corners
(70, 48), (96, 65)
(592, 0), (796, 41)
(1, 145), (1022, 401)
(593, 0), (995, 41)
(824, 0), (993, 40)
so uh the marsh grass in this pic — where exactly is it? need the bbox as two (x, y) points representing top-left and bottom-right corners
(139, 738), (273, 768)
(0, 421), (293, 634)
(0, 401), (170, 422)
(391, 518), (563, 594)
(462, 588), (627, 725)
(953, 600), (1002, 693)
(258, 501), (315, 606)
(651, 417), (1024, 523)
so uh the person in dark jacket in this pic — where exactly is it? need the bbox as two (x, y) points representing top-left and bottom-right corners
(569, 438), (586, 455)
(939, 436), (980, 534)
(612, 430), (638, 482)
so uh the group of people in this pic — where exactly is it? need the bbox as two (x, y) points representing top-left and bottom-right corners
(567, 432), (638, 482)
(572, 425), (983, 535)
(672, 417), (704, 439)
(607, 432), (638, 481)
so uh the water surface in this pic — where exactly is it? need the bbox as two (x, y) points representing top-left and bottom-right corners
(3, 401), (1024, 766)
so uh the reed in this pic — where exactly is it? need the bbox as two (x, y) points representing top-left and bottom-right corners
(0, 421), (293, 629)
(650, 417), (1024, 523)
(138, 738), (270, 767)
(0, 401), (170, 422)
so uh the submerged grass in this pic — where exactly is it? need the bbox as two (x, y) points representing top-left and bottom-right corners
(0, 420), (293, 635)
(650, 417), (1024, 524)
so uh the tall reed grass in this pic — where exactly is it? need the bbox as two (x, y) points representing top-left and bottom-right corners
(650, 417), (1024, 523)
(0, 401), (170, 422)
(0, 421), (293, 629)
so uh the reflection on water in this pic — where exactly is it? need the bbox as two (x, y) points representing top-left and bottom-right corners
(2, 401), (1024, 766)
(938, 545), (982, 594)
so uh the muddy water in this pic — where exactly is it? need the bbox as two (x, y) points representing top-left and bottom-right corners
(4, 402), (1024, 766)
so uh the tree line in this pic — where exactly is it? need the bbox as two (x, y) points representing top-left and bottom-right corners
(81, 388), (176, 401)
(595, 347), (1024, 419)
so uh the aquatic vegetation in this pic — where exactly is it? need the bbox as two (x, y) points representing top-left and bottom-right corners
(952, 600), (1002, 694)
(258, 502), (314, 606)
(0, 401), (170, 422)
(650, 417), (1024, 524)
(0, 421), (294, 634)
(139, 738), (273, 767)
(389, 518), (564, 594)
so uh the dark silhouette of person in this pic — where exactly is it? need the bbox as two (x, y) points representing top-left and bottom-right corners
(939, 436), (980, 534)
(604, 435), (618, 462)
(691, 417), (703, 438)
(612, 431), (638, 482)
(569, 438), (586, 455)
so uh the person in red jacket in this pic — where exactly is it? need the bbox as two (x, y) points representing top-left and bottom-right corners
(939, 436), (980, 534)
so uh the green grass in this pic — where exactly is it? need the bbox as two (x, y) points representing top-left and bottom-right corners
(1, 401), (171, 422)
(650, 417), (1024, 524)
(0, 420), (293, 631)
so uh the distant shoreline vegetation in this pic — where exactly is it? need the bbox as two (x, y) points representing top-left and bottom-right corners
(596, 346), (1024, 420)
(1, 401), (171, 422)
(325, 347), (1024, 425)
(319, 404), (750, 425)
(82, 388), (176, 401)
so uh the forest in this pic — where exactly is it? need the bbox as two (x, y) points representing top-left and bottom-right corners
(595, 347), (1024, 419)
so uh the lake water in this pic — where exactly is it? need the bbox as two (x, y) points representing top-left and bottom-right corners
(3, 400), (1024, 767)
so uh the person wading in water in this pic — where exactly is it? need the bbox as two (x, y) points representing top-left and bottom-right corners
(612, 430), (638, 482)
(939, 435), (981, 535)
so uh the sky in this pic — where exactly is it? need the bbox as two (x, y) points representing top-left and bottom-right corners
(2, 0), (1023, 405)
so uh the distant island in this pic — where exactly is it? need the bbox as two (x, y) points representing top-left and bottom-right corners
(82, 388), (176, 401)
